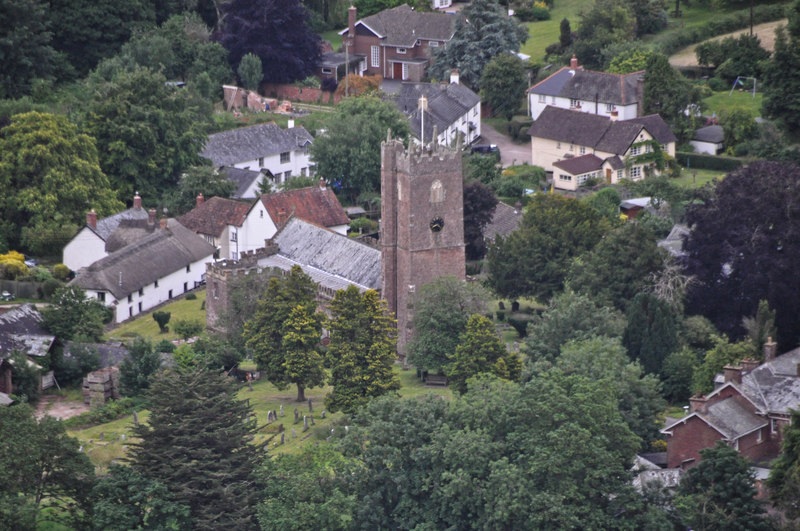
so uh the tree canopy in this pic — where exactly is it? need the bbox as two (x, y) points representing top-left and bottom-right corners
(0, 0), (55, 98)
(643, 52), (701, 141)
(480, 52), (528, 121)
(683, 161), (800, 350)
(40, 286), (108, 342)
(428, 0), (528, 89)
(762, 19), (800, 135)
(767, 408), (800, 524)
(215, 0), (321, 85)
(309, 95), (409, 200)
(462, 180), (498, 260)
(623, 292), (679, 375)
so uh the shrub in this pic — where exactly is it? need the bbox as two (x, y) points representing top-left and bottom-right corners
(185, 293), (197, 300)
(321, 77), (338, 92)
(0, 251), (28, 279)
(152, 311), (171, 333)
(53, 343), (101, 387)
(25, 266), (52, 282)
(295, 76), (320, 89)
(496, 310), (506, 321)
(155, 339), (176, 353)
(707, 77), (728, 92)
(465, 261), (483, 275)
(349, 218), (379, 235)
(41, 278), (64, 299)
(507, 314), (532, 337)
(508, 117), (534, 141)
(515, 5), (550, 22)
(62, 397), (141, 429)
(676, 152), (743, 171)
(172, 319), (204, 340)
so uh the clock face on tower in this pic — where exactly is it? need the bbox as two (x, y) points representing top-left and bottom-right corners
(429, 216), (445, 233)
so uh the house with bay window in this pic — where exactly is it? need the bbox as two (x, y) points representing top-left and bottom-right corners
(339, 4), (456, 82)
(528, 107), (676, 192)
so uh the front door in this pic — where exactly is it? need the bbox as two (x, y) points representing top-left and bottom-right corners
(605, 168), (612, 184)
(393, 62), (403, 79)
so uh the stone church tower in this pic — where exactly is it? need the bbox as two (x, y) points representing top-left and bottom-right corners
(381, 132), (465, 360)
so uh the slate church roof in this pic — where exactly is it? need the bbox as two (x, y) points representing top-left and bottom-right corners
(70, 221), (215, 300)
(393, 82), (480, 141)
(201, 123), (313, 167)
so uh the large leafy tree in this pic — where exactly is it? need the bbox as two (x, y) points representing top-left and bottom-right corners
(683, 161), (800, 350)
(767, 408), (800, 524)
(674, 442), (770, 531)
(118, 337), (163, 397)
(81, 66), (211, 202)
(0, 404), (94, 529)
(325, 286), (400, 414)
(568, 222), (666, 312)
(623, 292), (679, 375)
(129, 369), (263, 530)
(164, 164), (236, 216)
(643, 52), (701, 141)
(486, 193), (610, 301)
(281, 304), (326, 401)
(479, 52), (528, 121)
(762, 10), (800, 136)
(0, 112), (122, 253)
(310, 95), (409, 200)
(406, 276), (489, 373)
(463, 172), (499, 260)
(429, 0), (528, 89)
(341, 374), (650, 529)
(40, 286), (108, 342)
(0, 0), (55, 98)
(215, 0), (321, 85)
(244, 265), (318, 395)
(447, 314), (521, 394)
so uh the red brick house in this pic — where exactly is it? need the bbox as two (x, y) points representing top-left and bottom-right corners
(662, 340), (800, 469)
(339, 4), (456, 82)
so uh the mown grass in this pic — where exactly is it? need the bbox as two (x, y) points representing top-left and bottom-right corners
(672, 168), (727, 188)
(321, 29), (343, 51)
(105, 290), (207, 343)
(521, 0), (592, 62)
(702, 90), (763, 118)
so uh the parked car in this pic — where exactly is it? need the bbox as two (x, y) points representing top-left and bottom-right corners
(1, 291), (14, 301)
(470, 144), (500, 157)
(24, 255), (38, 267)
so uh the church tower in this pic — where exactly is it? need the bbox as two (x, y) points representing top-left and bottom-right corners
(381, 131), (465, 361)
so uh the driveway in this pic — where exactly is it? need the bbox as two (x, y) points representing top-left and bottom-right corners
(479, 122), (530, 168)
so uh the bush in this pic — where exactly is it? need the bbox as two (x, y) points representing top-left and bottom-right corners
(507, 314), (532, 337)
(707, 77), (728, 92)
(496, 310), (506, 321)
(321, 77), (338, 92)
(185, 293), (197, 300)
(676, 152), (743, 171)
(155, 339), (176, 353)
(515, 5), (550, 22)
(349, 218), (378, 235)
(295, 76), (320, 89)
(53, 343), (101, 387)
(152, 311), (171, 333)
(465, 261), (483, 275)
(172, 319), (204, 340)
(0, 251), (28, 279)
(62, 397), (141, 429)
(41, 278), (64, 299)
(508, 117), (534, 141)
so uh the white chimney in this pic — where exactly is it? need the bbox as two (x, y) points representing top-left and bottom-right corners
(450, 69), (460, 85)
(288, 119), (295, 129)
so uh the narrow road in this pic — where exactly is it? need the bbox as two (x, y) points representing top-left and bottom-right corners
(479, 122), (530, 168)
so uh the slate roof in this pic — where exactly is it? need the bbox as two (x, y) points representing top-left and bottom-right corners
(483, 202), (523, 241)
(702, 398), (767, 439)
(70, 220), (215, 300)
(530, 66), (644, 106)
(626, 115), (678, 145)
(740, 347), (800, 415)
(64, 341), (129, 368)
(528, 107), (654, 156)
(260, 185), (350, 229)
(658, 224), (689, 257)
(349, 4), (456, 46)
(320, 52), (366, 68)
(178, 197), (253, 237)
(693, 124), (724, 144)
(200, 123), (313, 167)
(90, 205), (150, 242)
(393, 82), (481, 140)
(0, 304), (54, 358)
(222, 166), (264, 199)
(259, 217), (381, 292)
(553, 154), (604, 175)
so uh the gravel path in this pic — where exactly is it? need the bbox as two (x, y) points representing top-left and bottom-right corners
(479, 122), (531, 168)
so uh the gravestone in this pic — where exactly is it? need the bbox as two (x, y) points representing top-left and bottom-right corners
(308, 398), (313, 412)
(292, 428), (297, 438)
(310, 415), (315, 425)
(280, 432), (285, 444)
(321, 410), (326, 419)
(303, 415), (309, 431)
(133, 411), (139, 427)
(294, 408), (299, 423)
(279, 405), (284, 417)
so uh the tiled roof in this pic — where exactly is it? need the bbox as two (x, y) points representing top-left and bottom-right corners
(394, 82), (480, 140)
(200, 123), (313, 167)
(70, 220), (215, 300)
(553, 153), (604, 175)
(483, 202), (523, 241)
(528, 107), (646, 156)
(178, 197), (253, 237)
(693, 124), (724, 144)
(260, 185), (350, 229)
(354, 4), (456, 47)
(222, 166), (263, 199)
(262, 217), (381, 291)
(0, 304), (54, 358)
(530, 66), (644, 106)
(626, 114), (678, 145)
(90, 205), (150, 241)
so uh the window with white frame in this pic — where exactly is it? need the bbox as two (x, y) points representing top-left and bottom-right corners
(569, 144), (574, 151)
(579, 146), (586, 155)
(472, 107), (477, 116)
(570, 98), (580, 108)
(538, 94), (546, 103)
(772, 418), (779, 434)
(558, 174), (572, 181)
(371, 45), (380, 67)
(630, 145), (641, 156)
(617, 169), (624, 181)
(280, 151), (290, 163)
(757, 428), (763, 443)
(230, 231), (237, 242)
(301, 167), (307, 176)
(646, 143), (652, 153)
(577, 173), (590, 186)
(397, 47), (407, 54)
(630, 166), (642, 179)
(321, 67), (332, 74)
(606, 103), (616, 112)
(429, 41), (439, 48)
(285, 170), (292, 179)
(402, 63), (408, 79)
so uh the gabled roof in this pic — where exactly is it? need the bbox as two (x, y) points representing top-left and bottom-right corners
(740, 347), (800, 415)
(626, 115), (678, 145)
(553, 153), (604, 175)
(530, 66), (644, 106)
(394, 82), (481, 140)
(345, 4), (456, 47)
(64, 341), (129, 368)
(178, 197), (253, 237)
(258, 217), (381, 292)
(222, 166), (264, 199)
(0, 304), (54, 358)
(529, 107), (661, 156)
(201, 123), (313, 167)
(483, 202), (523, 241)
(693, 124), (724, 144)
(90, 205), (150, 242)
(70, 220), (215, 300)
(105, 218), (160, 254)
(260, 185), (350, 229)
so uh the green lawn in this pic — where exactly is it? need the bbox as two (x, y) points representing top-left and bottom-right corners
(521, 0), (592, 62)
(702, 90), (763, 118)
(644, 3), (728, 48)
(105, 290), (207, 343)
(672, 168), (727, 188)
(321, 29), (343, 51)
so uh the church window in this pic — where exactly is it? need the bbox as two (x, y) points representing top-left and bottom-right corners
(430, 180), (444, 203)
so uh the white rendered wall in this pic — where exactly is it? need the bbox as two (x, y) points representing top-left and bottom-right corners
(63, 229), (107, 272)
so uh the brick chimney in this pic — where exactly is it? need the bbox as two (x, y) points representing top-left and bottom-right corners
(319, 179), (326, 190)
(160, 217), (167, 230)
(637, 75), (644, 118)
(133, 192), (142, 210)
(570, 54), (578, 69)
(148, 208), (157, 227)
(86, 209), (97, 229)
(741, 358), (759, 373)
(196, 193), (204, 208)
(764, 337), (777, 362)
(723, 365), (743, 384)
(689, 394), (707, 412)
(450, 69), (460, 85)
(348, 6), (357, 40)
